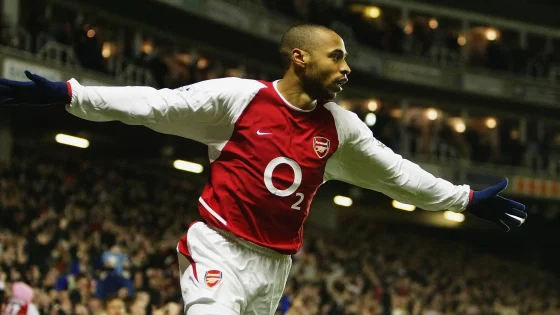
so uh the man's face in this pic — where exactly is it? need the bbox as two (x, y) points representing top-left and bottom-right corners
(106, 299), (125, 315)
(301, 30), (351, 100)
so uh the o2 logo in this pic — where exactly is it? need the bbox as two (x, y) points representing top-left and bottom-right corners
(263, 157), (305, 210)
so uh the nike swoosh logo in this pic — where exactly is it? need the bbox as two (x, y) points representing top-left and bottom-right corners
(257, 130), (273, 135)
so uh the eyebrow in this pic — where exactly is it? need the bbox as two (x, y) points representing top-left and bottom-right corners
(330, 49), (349, 58)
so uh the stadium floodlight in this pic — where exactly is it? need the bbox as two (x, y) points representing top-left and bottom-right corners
(453, 120), (466, 133)
(55, 134), (89, 148)
(392, 200), (416, 211)
(365, 113), (377, 126)
(486, 117), (497, 129)
(404, 23), (413, 35)
(173, 160), (204, 174)
(333, 195), (353, 207)
(364, 6), (381, 19)
(485, 28), (498, 41)
(428, 18), (439, 29)
(367, 100), (378, 111)
(425, 108), (438, 121)
(443, 211), (465, 223)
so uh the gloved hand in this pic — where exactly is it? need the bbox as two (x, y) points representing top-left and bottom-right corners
(467, 178), (527, 232)
(0, 70), (70, 106)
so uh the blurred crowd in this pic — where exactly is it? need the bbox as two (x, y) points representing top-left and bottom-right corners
(349, 103), (560, 174)
(4, 0), (559, 87)
(5, 0), (559, 171)
(1, 152), (559, 315)
(0, 0), (556, 174)
(284, 218), (560, 315)
(240, 0), (558, 81)
(9, 0), (272, 89)
(0, 153), (201, 315)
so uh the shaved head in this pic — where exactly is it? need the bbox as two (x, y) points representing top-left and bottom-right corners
(277, 24), (351, 101)
(279, 24), (334, 70)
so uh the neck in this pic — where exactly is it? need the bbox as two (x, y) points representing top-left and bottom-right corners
(276, 72), (316, 111)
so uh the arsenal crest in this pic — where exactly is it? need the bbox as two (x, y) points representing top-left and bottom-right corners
(313, 136), (330, 158)
(204, 270), (222, 288)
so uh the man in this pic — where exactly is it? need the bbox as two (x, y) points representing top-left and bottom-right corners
(104, 297), (126, 315)
(0, 24), (527, 315)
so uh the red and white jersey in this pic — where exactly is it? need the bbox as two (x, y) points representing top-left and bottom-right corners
(3, 299), (39, 315)
(66, 77), (470, 254)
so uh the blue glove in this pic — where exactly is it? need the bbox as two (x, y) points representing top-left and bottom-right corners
(0, 70), (70, 106)
(468, 178), (527, 232)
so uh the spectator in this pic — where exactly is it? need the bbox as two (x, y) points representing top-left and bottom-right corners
(104, 297), (125, 315)
(2, 282), (40, 315)
(0, 153), (558, 314)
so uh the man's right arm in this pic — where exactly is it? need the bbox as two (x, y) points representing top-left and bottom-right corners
(0, 72), (262, 143)
(66, 77), (264, 142)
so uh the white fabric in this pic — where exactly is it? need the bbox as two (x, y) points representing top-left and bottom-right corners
(66, 78), (470, 213)
(323, 103), (470, 212)
(186, 303), (239, 315)
(66, 77), (265, 162)
(2, 300), (39, 315)
(179, 222), (291, 315)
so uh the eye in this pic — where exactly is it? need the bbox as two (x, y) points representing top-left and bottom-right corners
(332, 55), (341, 61)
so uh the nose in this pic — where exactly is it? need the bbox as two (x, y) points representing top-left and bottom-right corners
(341, 61), (351, 75)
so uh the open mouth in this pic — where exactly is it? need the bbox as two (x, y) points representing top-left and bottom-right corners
(336, 78), (348, 89)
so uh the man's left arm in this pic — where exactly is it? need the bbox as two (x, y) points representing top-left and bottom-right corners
(325, 113), (470, 212)
(324, 112), (527, 231)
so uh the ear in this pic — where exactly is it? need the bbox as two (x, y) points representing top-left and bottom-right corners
(291, 48), (308, 68)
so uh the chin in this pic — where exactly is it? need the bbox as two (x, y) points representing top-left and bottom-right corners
(322, 90), (337, 100)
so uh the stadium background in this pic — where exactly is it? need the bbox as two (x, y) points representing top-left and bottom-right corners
(0, 0), (559, 314)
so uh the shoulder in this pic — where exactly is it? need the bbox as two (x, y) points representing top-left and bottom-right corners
(176, 77), (267, 95)
(323, 102), (370, 143)
(323, 102), (362, 123)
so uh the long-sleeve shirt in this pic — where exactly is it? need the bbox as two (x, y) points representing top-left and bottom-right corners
(66, 77), (470, 254)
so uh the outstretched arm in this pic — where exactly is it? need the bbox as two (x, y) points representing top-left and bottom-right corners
(0, 71), (264, 143)
(66, 79), (219, 126)
(325, 110), (527, 231)
(325, 111), (470, 212)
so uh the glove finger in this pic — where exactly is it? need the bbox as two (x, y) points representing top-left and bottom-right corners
(486, 178), (509, 196)
(0, 77), (33, 88)
(25, 70), (51, 86)
(498, 219), (511, 232)
(502, 213), (524, 227)
(506, 208), (528, 219)
(24, 70), (34, 81)
(497, 196), (526, 211)
(508, 199), (526, 211)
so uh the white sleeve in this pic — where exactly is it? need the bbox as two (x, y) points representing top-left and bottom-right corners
(65, 77), (264, 144)
(324, 108), (470, 212)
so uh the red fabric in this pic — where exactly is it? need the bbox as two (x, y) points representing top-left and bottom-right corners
(177, 221), (201, 281)
(197, 81), (339, 255)
(65, 81), (72, 104)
